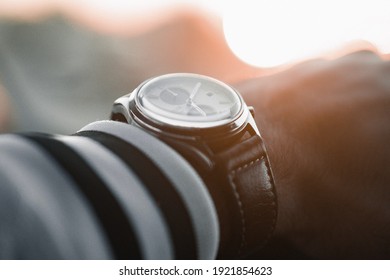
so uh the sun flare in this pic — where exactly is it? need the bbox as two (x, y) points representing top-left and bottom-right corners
(222, 0), (390, 67)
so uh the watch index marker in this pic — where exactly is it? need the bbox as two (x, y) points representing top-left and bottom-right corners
(219, 101), (232, 105)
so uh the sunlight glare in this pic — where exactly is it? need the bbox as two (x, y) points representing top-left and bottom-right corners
(222, 0), (390, 67)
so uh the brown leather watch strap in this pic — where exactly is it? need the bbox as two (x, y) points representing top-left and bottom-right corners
(214, 135), (277, 258)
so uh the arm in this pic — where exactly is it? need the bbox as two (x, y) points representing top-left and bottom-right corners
(0, 121), (219, 259)
(238, 50), (390, 259)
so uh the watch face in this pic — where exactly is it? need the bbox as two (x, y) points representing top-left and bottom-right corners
(135, 73), (242, 128)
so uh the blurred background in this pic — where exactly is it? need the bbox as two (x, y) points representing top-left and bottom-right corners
(0, 0), (389, 134)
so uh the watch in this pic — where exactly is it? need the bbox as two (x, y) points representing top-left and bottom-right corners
(111, 73), (277, 258)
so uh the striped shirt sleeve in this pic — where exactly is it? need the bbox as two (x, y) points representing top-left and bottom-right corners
(0, 121), (218, 259)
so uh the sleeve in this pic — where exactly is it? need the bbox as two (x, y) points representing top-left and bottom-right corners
(0, 121), (219, 259)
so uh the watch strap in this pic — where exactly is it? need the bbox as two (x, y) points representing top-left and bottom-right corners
(215, 135), (277, 258)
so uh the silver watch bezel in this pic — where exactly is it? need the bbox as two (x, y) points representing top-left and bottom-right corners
(132, 73), (248, 131)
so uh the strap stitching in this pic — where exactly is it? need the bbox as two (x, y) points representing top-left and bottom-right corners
(262, 157), (278, 247)
(229, 157), (262, 256)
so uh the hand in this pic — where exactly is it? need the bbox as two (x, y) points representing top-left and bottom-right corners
(237, 50), (390, 259)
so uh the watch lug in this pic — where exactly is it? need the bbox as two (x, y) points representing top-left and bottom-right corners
(246, 107), (260, 136)
(248, 106), (255, 118)
(111, 92), (134, 124)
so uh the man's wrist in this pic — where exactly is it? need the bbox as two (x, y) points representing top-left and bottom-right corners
(237, 77), (299, 242)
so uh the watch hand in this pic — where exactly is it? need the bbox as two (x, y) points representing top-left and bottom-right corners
(166, 88), (178, 97)
(190, 102), (207, 116)
(189, 82), (202, 100)
(180, 101), (207, 116)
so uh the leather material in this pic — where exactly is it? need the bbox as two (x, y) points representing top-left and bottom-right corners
(215, 135), (277, 258)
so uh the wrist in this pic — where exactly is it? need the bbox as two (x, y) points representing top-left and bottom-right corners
(237, 77), (299, 241)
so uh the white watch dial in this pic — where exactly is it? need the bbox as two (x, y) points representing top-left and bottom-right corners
(136, 73), (242, 127)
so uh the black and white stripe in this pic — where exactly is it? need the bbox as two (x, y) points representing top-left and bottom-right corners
(0, 135), (112, 259)
(0, 121), (219, 259)
(79, 121), (219, 259)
